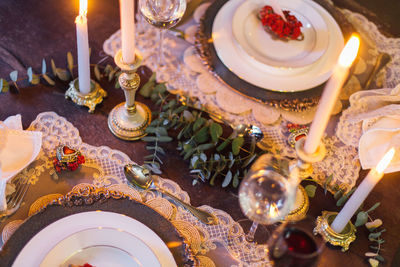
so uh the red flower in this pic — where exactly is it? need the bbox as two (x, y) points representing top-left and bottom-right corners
(259, 5), (303, 40)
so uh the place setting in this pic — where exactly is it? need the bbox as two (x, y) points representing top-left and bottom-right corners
(0, 0), (400, 266)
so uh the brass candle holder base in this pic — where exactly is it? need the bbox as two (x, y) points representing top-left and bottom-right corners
(314, 211), (356, 252)
(65, 79), (107, 113)
(286, 185), (309, 222)
(108, 50), (151, 141)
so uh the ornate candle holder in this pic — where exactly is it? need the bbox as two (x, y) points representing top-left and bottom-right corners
(313, 211), (356, 252)
(65, 79), (107, 113)
(108, 50), (152, 140)
(286, 137), (326, 221)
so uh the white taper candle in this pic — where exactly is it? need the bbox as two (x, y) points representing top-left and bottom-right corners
(304, 36), (360, 155)
(331, 148), (395, 233)
(120, 0), (135, 64)
(75, 14), (91, 95)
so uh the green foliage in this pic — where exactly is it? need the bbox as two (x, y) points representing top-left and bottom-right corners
(305, 184), (316, 198)
(139, 74), (263, 188)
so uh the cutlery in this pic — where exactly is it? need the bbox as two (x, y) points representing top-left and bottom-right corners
(0, 177), (30, 220)
(124, 163), (218, 225)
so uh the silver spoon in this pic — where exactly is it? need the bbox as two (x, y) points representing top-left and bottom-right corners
(124, 164), (218, 225)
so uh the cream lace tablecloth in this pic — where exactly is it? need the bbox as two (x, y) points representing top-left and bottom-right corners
(102, 2), (400, 192)
(1, 112), (270, 267)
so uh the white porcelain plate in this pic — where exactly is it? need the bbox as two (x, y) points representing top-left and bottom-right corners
(41, 227), (161, 267)
(212, 0), (344, 92)
(232, 0), (329, 68)
(12, 211), (177, 267)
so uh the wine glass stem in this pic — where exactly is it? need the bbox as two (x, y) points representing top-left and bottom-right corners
(158, 29), (166, 68)
(246, 222), (259, 242)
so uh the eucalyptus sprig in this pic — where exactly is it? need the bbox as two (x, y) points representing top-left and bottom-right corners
(138, 74), (262, 187)
(0, 51), (121, 93)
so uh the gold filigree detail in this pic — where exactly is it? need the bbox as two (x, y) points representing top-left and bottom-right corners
(2, 220), (24, 244)
(196, 255), (216, 267)
(146, 197), (174, 220)
(172, 220), (202, 254)
(107, 184), (142, 201)
(28, 193), (64, 216)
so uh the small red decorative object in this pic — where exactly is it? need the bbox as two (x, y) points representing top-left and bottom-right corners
(259, 5), (303, 40)
(53, 145), (85, 173)
(287, 123), (309, 147)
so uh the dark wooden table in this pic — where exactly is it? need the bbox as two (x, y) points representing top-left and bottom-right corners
(0, 0), (399, 266)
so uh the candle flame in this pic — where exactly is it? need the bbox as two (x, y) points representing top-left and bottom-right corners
(79, 0), (88, 16)
(75, 14), (87, 24)
(376, 148), (395, 173)
(338, 35), (360, 67)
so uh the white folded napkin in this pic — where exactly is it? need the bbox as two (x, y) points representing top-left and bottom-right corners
(0, 114), (42, 211)
(346, 85), (400, 173)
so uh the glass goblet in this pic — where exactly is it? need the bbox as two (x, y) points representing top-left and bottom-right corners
(139, 0), (186, 72)
(267, 216), (325, 267)
(239, 154), (298, 242)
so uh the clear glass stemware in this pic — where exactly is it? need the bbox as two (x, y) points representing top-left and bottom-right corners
(139, 0), (186, 72)
(238, 154), (298, 242)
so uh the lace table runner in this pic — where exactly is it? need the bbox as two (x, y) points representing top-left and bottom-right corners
(1, 112), (270, 267)
(102, 4), (400, 191)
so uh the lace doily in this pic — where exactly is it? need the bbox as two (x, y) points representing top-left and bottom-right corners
(7, 111), (269, 266)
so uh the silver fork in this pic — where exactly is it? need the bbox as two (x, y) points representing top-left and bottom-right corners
(0, 177), (30, 220)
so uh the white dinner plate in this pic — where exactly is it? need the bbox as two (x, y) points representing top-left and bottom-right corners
(12, 211), (177, 267)
(41, 227), (161, 267)
(232, 0), (329, 68)
(212, 0), (344, 92)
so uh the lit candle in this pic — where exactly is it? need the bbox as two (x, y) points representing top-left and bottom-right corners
(120, 0), (135, 64)
(75, 0), (91, 95)
(331, 148), (395, 233)
(304, 36), (360, 154)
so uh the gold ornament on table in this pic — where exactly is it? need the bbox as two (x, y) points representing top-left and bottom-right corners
(65, 79), (107, 113)
(313, 211), (356, 252)
(108, 50), (151, 140)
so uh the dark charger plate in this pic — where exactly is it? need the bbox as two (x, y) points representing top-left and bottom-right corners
(195, 0), (354, 112)
(0, 192), (195, 267)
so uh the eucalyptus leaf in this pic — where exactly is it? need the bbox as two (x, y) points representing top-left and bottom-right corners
(158, 136), (173, 142)
(210, 122), (223, 143)
(0, 79), (9, 93)
(232, 170), (240, 188)
(336, 187), (356, 206)
(324, 174), (333, 195)
(141, 136), (158, 142)
(42, 74), (55, 85)
(143, 163), (162, 174)
(9, 70), (18, 82)
(27, 67), (33, 82)
(41, 59), (46, 74)
(67, 52), (74, 76)
(242, 154), (257, 168)
(232, 137), (244, 155)
(355, 211), (369, 227)
(51, 59), (57, 76)
(191, 155), (199, 168)
(222, 170), (232, 187)
(368, 258), (379, 267)
(367, 202), (381, 213)
(368, 232), (382, 240)
(216, 138), (231, 152)
(196, 143), (214, 151)
(115, 78), (120, 89)
(139, 80), (155, 98)
(183, 148), (195, 160)
(193, 117), (206, 131)
(194, 126), (209, 143)
(334, 189), (343, 200)
(56, 68), (70, 81)
(305, 185), (317, 198)
(375, 255), (384, 262)
(199, 153), (207, 162)
(94, 64), (101, 81)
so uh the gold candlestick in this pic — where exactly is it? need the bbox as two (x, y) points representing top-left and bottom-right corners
(65, 79), (107, 113)
(108, 50), (151, 140)
(286, 137), (326, 221)
(314, 211), (356, 252)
